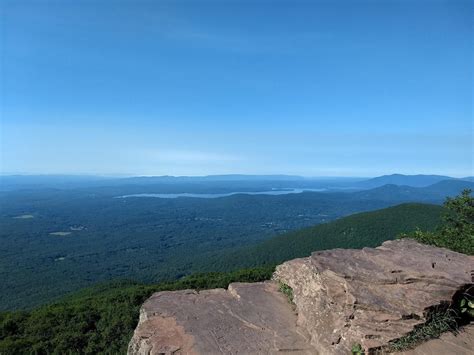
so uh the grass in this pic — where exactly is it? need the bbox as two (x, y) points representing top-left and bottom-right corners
(358, 287), (473, 353)
(278, 282), (294, 304)
(383, 308), (459, 352)
(351, 343), (365, 354)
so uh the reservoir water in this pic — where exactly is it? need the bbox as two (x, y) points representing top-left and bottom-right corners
(116, 188), (327, 199)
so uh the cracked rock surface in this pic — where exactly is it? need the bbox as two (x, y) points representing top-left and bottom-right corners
(128, 281), (316, 354)
(274, 239), (474, 354)
(129, 240), (473, 354)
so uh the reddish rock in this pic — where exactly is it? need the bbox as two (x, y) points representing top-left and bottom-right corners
(129, 240), (474, 354)
(274, 239), (474, 353)
(128, 282), (316, 354)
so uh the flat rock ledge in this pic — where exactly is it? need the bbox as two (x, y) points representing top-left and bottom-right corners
(128, 240), (473, 354)
(128, 282), (316, 354)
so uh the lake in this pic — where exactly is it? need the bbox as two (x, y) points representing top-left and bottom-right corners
(116, 188), (327, 199)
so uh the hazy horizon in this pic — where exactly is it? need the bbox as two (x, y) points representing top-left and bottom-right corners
(0, 169), (472, 180)
(1, 0), (473, 177)
(0, 171), (472, 179)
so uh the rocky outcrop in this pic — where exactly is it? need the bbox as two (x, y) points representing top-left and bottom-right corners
(128, 282), (316, 354)
(129, 240), (474, 354)
(274, 239), (473, 353)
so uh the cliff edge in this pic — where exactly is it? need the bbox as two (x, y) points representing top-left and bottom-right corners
(128, 239), (473, 354)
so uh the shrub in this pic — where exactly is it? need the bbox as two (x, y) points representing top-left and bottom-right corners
(400, 189), (473, 255)
(278, 282), (294, 304)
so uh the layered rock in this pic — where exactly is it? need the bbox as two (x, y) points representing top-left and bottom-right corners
(274, 239), (473, 353)
(128, 282), (317, 354)
(129, 240), (474, 354)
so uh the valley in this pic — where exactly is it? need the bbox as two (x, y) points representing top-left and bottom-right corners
(1, 175), (471, 310)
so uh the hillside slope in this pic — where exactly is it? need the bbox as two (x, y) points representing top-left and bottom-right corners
(203, 203), (444, 270)
(0, 268), (274, 354)
(0, 203), (444, 354)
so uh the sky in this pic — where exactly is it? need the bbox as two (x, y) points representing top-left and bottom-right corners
(1, 0), (473, 177)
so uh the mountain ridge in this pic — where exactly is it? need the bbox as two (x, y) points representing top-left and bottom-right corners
(356, 173), (473, 188)
(2, 173), (473, 191)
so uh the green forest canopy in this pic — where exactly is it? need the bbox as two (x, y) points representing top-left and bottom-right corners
(0, 201), (448, 354)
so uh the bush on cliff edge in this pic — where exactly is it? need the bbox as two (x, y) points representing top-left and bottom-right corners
(400, 189), (473, 255)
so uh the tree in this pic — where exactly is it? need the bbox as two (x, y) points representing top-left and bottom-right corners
(401, 189), (473, 255)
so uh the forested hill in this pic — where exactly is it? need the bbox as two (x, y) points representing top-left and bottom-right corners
(200, 203), (444, 271)
(0, 203), (444, 354)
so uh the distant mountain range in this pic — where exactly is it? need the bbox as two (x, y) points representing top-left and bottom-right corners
(353, 179), (474, 201)
(0, 174), (357, 190)
(0, 173), (472, 191)
(355, 174), (473, 188)
(139, 174), (306, 181)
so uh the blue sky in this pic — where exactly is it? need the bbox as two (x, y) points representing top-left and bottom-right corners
(1, 0), (472, 177)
